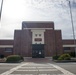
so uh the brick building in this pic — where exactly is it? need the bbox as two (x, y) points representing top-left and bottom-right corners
(0, 21), (76, 57)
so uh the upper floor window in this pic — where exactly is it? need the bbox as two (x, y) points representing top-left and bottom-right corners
(39, 34), (41, 36)
(63, 47), (70, 50)
(35, 34), (41, 37)
(35, 34), (37, 37)
(35, 43), (37, 44)
(5, 48), (13, 52)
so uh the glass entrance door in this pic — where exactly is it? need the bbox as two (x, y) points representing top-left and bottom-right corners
(32, 44), (44, 58)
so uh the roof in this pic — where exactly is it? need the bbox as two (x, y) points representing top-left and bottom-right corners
(22, 21), (54, 29)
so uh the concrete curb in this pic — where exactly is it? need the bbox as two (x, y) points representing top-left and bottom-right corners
(53, 60), (76, 63)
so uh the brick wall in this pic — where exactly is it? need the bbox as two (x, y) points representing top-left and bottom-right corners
(0, 40), (13, 56)
(62, 40), (76, 44)
(55, 30), (63, 55)
(20, 30), (32, 57)
(44, 30), (56, 56)
(62, 40), (76, 52)
(13, 30), (21, 55)
(0, 40), (13, 45)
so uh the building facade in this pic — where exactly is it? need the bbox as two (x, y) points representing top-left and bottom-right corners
(0, 21), (76, 57)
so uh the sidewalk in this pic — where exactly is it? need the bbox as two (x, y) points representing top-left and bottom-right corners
(23, 57), (54, 63)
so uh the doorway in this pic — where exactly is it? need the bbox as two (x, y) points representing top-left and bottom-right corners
(32, 44), (45, 58)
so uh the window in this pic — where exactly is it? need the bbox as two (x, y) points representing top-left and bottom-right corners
(40, 43), (41, 44)
(39, 34), (41, 36)
(35, 34), (37, 37)
(35, 34), (41, 37)
(5, 48), (13, 52)
(64, 47), (70, 50)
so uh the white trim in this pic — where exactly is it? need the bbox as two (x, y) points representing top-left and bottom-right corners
(22, 21), (54, 23)
(23, 28), (53, 30)
(31, 29), (45, 32)
(31, 30), (45, 44)
(63, 45), (76, 47)
(0, 45), (13, 48)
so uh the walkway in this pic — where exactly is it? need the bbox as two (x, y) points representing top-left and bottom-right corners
(0, 58), (75, 75)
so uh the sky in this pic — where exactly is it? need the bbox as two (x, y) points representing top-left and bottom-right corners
(0, 0), (76, 39)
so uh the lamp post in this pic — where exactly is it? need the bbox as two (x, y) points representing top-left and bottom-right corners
(68, 0), (76, 57)
(0, 0), (3, 20)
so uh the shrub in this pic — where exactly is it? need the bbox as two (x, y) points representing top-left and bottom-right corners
(20, 56), (24, 61)
(58, 54), (71, 60)
(64, 57), (71, 60)
(69, 52), (75, 57)
(52, 55), (60, 60)
(6, 55), (24, 63)
(58, 57), (63, 60)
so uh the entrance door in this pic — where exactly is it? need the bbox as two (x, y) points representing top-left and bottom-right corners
(32, 44), (44, 58)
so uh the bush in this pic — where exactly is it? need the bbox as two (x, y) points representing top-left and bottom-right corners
(0, 55), (4, 58)
(58, 54), (71, 60)
(52, 55), (60, 60)
(6, 55), (24, 63)
(69, 52), (75, 57)
(64, 57), (71, 60)
(20, 56), (24, 61)
(58, 57), (63, 60)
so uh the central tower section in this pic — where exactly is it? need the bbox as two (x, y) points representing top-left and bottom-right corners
(31, 29), (45, 44)
(31, 29), (45, 58)
(21, 21), (55, 57)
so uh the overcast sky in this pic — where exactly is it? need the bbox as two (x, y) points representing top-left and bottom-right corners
(0, 0), (76, 39)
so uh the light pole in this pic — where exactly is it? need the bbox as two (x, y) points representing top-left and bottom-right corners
(68, 0), (76, 57)
(0, 0), (3, 20)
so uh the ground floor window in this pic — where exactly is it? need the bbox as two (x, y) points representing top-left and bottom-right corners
(63, 47), (70, 50)
(63, 47), (71, 53)
(5, 48), (13, 52)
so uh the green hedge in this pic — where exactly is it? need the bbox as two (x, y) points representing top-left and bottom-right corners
(58, 54), (71, 60)
(6, 55), (24, 63)
(52, 55), (60, 60)
(69, 52), (75, 57)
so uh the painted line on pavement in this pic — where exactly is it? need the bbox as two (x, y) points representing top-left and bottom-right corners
(48, 63), (75, 75)
(10, 74), (64, 75)
(0, 63), (28, 75)
(19, 66), (55, 69)
(16, 69), (58, 71)
(0, 63), (20, 65)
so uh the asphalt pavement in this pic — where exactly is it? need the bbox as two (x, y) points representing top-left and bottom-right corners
(0, 58), (76, 75)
